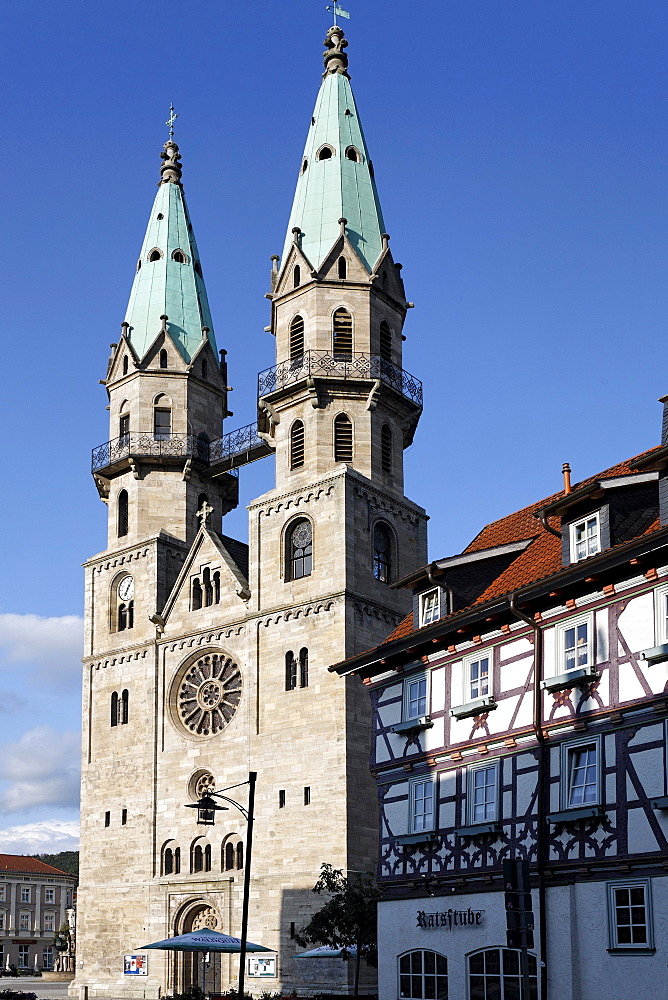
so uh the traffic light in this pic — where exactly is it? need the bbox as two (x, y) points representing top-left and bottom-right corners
(503, 858), (534, 950)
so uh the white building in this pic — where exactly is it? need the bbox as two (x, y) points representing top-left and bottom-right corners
(0, 855), (76, 973)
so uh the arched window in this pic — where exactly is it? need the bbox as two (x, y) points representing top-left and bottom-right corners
(121, 689), (129, 725)
(118, 601), (134, 631)
(153, 395), (171, 441)
(203, 567), (213, 607)
(117, 490), (128, 538)
(334, 413), (353, 463)
(290, 421), (305, 470)
(193, 844), (203, 874)
(236, 842), (243, 869)
(381, 424), (392, 473)
(159, 349), (168, 369)
(299, 647), (309, 688)
(290, 315), (305, 360)
(204, 844), (212, 872)
(332, 308), (353, 357)
(196, 433), (210, 462)
(285, 651), (297, 691)
(373, 523), (392, 584)
(287, 519), (312, 581)
(163, 848), (173, 876)
(111, 692), (119, 728)
(172, 249), (187, 264)
(213, 572), (220, 604)
(225, 842), (235, 871)
(202, 359), (208, 380)
(192, 579), (202, 611)
(174, 847), (181, 874)
(379, 321), (392, 362)
(148, 248), (163, 262)
(338, 257), (347, 280)
(119, 410), (130, 443)
(317, 145), (334, 160)
(293, 265), (301, 288)
(399, 951), (447, 1000)
(122, 356), (129, 375)
(468, 949), (537, 999)
(345, 146), (361, 162)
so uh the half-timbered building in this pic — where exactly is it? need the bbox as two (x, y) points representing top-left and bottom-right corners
(332, 401), (668, 1000)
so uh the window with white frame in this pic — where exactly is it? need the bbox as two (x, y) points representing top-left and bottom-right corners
(654, 585), (668, 645)
(557, 614), (593, 674)
(20, 887), (31, 903)
(409, 777), (435, 834)
(0, 885), (5, 901)
(44, 912), (55, 931)
(561, 737), (601, 809)
(43, 947), (54, 970)
(403, 674), (428, 721)
(419, 589), (440, 627)
(18, 945), (29, 969)
(19, 912), (31, 931)
(0, 911), (5, 930)
(398, 950), (447, 999)
(569, 512), (601, 562)
(467, 762), (498, 825)
(465, 652), (491, 702)
(607, 881), (653, 950)
(45, 888), (55, 904)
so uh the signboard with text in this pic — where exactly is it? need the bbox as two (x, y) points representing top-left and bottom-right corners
(124, 955), (148, 976)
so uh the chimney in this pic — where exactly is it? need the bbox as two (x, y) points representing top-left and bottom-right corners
(659, 395), (668, 446)
(562, 463), (572, 495)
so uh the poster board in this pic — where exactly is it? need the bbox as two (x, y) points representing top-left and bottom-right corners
(247, 956), (276, 978)
(124, 955), (148, 976)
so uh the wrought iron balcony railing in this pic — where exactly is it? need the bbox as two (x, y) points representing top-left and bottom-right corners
(208, 422), (265, 464)
(91, 433), (207, 474)
(257, 351), (423, 407)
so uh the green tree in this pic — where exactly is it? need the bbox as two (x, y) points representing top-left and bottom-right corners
(295, 863), (380, 996)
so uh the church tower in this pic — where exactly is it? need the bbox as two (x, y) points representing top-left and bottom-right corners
(74, 24), (427, 1000)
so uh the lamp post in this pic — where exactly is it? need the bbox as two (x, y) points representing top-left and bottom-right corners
(185, 771), (257, 1000)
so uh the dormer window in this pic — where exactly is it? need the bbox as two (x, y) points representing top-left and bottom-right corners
(317, 145), (334, 161)
(171, 249), (188, 264)
(419, 588), (440, 627)
(148, 248), (163, 262)
(569, 512), (601, 562)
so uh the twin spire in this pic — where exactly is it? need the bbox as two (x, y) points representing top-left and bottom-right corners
(123, 137), (216, 364)
(281, 25), (386, 273)
(122, 24), (386, 364)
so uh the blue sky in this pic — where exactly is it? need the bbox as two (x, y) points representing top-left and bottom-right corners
(1, 0), (667, 853)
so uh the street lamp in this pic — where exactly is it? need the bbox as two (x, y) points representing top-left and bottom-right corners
(185, 771), (257, 1000)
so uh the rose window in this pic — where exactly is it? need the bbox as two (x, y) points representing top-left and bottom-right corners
(292, 521), (312, 549)
(191, 907), (219, 932)
(176, 653), (242, 737)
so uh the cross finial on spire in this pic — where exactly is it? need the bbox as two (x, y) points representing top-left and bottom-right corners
(197, 501), (214, 530)
(166, 104), (178, 140)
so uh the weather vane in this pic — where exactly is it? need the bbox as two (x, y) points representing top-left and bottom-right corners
(166, 104), (178, 140)
(326, 2), (350, 25)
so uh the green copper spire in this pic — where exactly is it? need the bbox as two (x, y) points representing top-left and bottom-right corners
(124, 138), (217, 363)
(281, 25), (386, 273)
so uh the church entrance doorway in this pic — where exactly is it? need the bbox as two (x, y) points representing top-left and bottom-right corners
(173, 901), (227, 995)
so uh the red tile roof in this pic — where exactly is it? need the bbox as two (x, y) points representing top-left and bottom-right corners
(0, 855), (72, 877)
(380, 446), (663, 649)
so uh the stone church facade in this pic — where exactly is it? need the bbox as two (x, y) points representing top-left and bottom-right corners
(73, 25), (427, 999)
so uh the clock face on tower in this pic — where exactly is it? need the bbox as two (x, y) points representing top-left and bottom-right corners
(118, 576), (134, 601)
(170, 652), (242, 739)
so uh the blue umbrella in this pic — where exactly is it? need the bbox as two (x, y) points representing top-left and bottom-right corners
(139, 929), (271, 953)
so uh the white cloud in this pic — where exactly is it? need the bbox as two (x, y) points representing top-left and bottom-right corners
(0, 726), (80, 812)
(0, 613), (83, 688)
(0, 819), (79, 855)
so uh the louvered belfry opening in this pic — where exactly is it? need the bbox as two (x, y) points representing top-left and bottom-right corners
(379, 320), (392, 362)
(290, 315), (305, 359)
(290, 420), (305, 469)
(334, 413), (353, 462)
(381, 424), (392, 473)
(332, 307), (353, 358)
